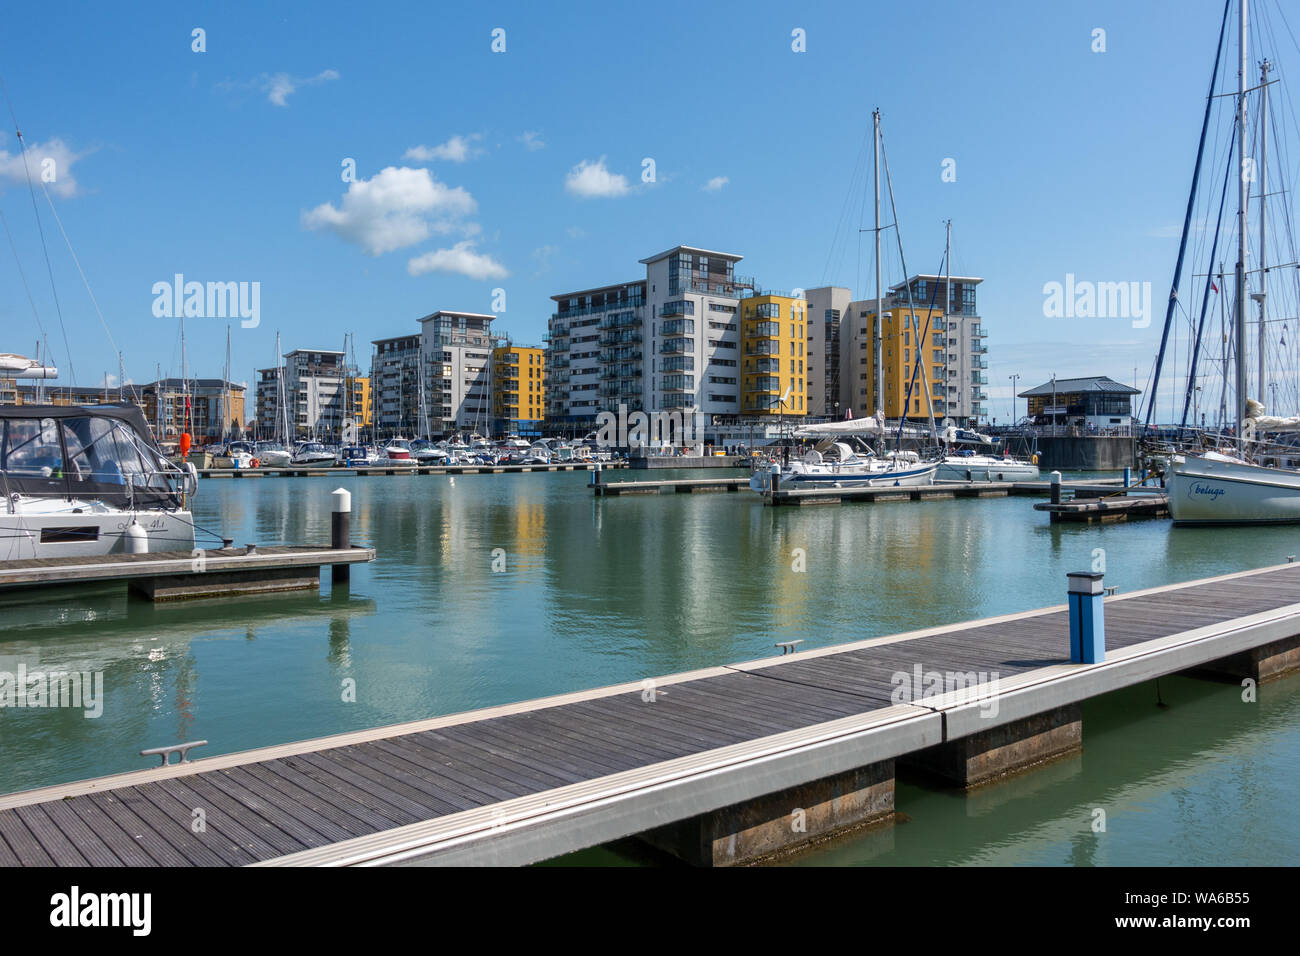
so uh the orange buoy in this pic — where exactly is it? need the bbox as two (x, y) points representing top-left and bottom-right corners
(179, 432), (192, 458)
(250, 458), (260, 468)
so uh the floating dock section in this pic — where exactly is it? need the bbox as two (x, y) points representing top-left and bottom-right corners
(199, 462), (624, 479)
(0, 561), (1296, 866)
(0, 545), (374, 601)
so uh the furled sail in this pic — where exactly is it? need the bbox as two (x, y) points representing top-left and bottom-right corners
(0, 353), (58, 379)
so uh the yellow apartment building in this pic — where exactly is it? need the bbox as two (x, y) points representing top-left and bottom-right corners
(740, 294), (807, 416)
(493, 344), (545, 436)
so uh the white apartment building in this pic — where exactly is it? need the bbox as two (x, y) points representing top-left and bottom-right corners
(284, 349), (346, 439)
(546, 246), (755, 443)
(890, 275), (987, 426)
(418, 310), (495, 433)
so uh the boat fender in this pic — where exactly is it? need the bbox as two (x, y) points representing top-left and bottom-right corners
(251, 458), (260, 468)
(1031, 454), (1039, 465)
(124, 520), (149, 554)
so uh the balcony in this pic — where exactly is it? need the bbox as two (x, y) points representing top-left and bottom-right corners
(972, 345), (988, 354)
(660, 338), (693, 354)
(660, 300), (695, 318)
(971, 326), (987, 337)
(743, 341), (779, 356)
(973, 358), (988, 369)
(551, 298), (645, 322)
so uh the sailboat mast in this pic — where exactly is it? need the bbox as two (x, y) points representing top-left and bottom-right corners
(1235, 0), (1249, 450)
(1257, 58), (1271, 408)
(873, 109), (883, 418)
(945, 219), (952, 426)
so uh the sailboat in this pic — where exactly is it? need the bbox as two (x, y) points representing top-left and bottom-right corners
(254, 333), (293, 467)
(1, 109), (198, 556)
(1161, 0), (1300, 523)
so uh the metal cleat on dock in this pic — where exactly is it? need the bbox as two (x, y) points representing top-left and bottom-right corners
(139, 740), (208, 767)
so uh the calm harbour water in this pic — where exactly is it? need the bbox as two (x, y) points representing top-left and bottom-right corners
(2, 469), (1298, 866)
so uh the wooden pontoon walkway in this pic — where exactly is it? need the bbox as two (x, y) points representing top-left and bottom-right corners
(198, 462), (624, 479)
(0, 546), (375, 599)
(1, 561), (1297, 866)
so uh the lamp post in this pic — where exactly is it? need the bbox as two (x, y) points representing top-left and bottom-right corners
(1009, 373), (1020, 426)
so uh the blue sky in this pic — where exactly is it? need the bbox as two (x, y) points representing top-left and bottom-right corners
(2, 0), (1296, 422)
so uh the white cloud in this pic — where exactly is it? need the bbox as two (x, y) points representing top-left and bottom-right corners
(566, 226), (585, 239)
(301, 166), (477, 256)
(531, 244), (559, 278)
(408, 241), (508, 280)
(403, 134), (484, 164)
(262, 69), (339, 106)
(565, 157), (630, 198)
(519, 131), (545, 151)
(0, 136), (90, 198)
(702, 176), (729, 192)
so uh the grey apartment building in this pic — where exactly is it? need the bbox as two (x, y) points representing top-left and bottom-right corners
(545, 245), (755, 441)
(371, 310), (496, 437)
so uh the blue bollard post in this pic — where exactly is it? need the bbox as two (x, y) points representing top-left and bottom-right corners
(1123, 466), (1131, 489)
(1067, 571), (1106, 663)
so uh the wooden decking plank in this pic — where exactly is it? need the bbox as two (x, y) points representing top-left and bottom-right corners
(154, 776), (297, 860)
(82, 791), (192, 866)
(239, 762), (386, 838)
(258, 758), (421, 830)
(680, 673), (874, 723)
(366, 736), (544, 802)
(130, 781), (258, 866)
(337, 740), (518, 807)
(0, 811), (56, 865)
(295, 749), (480, 816)
(506, 707), (685, 767)
(32, 800), (124, 867)
(0, 828), (21, 866)
(415, 725), (587, 789)
(14, 804), (92, 866)
(565, 695), (766, 749)
(517, 697), (715, 759)
(648, 679), (848, 733)
(441, 719), (633, 781)
(280, 752), (451, 822)
(560, 695), (750, 751)
(205, 767), (354, 847)
(64, 798), (158, 867)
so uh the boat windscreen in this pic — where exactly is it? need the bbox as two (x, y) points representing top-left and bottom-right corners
(0, 414), (183, 508)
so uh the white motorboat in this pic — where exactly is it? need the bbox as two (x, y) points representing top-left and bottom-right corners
(213, 440), (256, 469)
(749, 439), (937, 493)
(336, 444), (377, 467)
(409, 439), (443, 463)
(290, 442), (336, 465)
(373, 438), (419, 467)
(936, 452), (1039, 483)
(253, 441), (292, 468)
(0, 404), (198, 560)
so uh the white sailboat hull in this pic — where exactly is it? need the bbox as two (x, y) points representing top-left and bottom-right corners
(750, 461), (937, 493)
(1167, 455), (1300, 524)
(0, 501), (197, 561)
(935, 457), (1039, 482)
